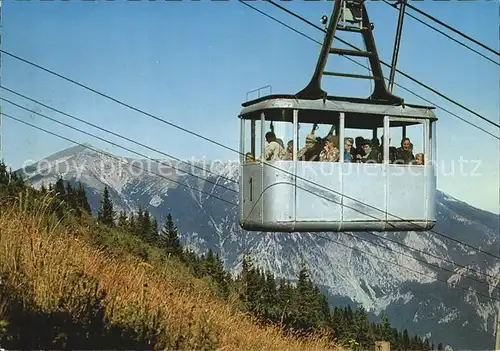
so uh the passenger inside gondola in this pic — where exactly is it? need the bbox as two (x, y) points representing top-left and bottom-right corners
(284, 140), (294, 160)
(415, 152), (424, 165)
(298, 132), (322, 161)
(264, 131), (285, 161)
(319, 135), (340, 162)
(358, 139), (382, 163)
(354, 136), (365, 160)
(395, 137), (415, 164)
(344, 137), (354, 162)
(276, 138), (285, 150)
(371, 137), (381, 154)
(245, 152), (255, 163)
(253, 130), (423, 165)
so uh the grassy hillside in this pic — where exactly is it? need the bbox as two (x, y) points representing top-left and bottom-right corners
(0, 192), (338, 350)
(0, 163), (440, 350)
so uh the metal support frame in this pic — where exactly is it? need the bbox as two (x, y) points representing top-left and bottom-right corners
(383, 115), (390, 226)
(292, 109), (298, 224)
(324, 71), (379, 80)
(0, 0), (3, 163)
(339, 112), (345, 164)
(259, 112), (266, 222)
(240, 118), (246, 163)
(431, 120), (436, 165)
(251, 120), (256, 157)
(424, 119), (430, 164)
(247, 86), (271, 158)
(292, 110), (298, 162)
(388, 0), (407, 93)
(240, 118), (246, 211)
(383, 116), (390, 164)
(295, 0), (403, 105)
(260, 112), (266, 160)
(295, 0), (344, 100)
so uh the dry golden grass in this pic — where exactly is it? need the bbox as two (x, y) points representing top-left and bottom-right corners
(0, 194), (342, 350)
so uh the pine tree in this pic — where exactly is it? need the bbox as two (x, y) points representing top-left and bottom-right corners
(276, 278), (294, 329)
(53, 177), (67, 218)
(379, 311), (392, 341)
(128, 213), (136, 234)
(150, 216), (158, 243)
(262, 270), (278, 321)
(140, 209), (156, 244)
(118, 210), (128, 228)
(183, 248), (201, 277)
(66, 182), (78, 213)
(410, 335), (421, 349)
(353, 306), (372, 347)
(346, 305), (354, 323)
(55, 177), (66, 202)
(342, 305), (356, 342)
(239, 255), (263, 314)
(158, 213), (182, 257)
(239, 255), (252, 302)
(76, 182), (91, 214)
(295, 264), (318, 332)
(97, 185), (115, 226)
(0, 161), (8, 185)
(142, 209), (151, 231)
(204, 249), (216, 276)
(392, 329), (401, 350)
(403, 329), (410, 350)
(313, 285), (330, 328)
(214, 252), (230, 299)
(330, 306), (345, 339)
(133, 208), (144, 237)
(251, 268), (266, 317)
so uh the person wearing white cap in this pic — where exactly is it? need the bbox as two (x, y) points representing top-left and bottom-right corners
(297, 132), (318, 160)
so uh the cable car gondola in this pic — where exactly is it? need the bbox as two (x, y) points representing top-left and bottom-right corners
(238, 0), (437, 233)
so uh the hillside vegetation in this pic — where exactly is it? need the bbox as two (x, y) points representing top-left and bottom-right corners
(0, 175), (337, 349)
(0, 161), (442, 350)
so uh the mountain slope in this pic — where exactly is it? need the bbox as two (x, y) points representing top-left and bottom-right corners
(18, 145), (500, 349)
(0, 183), (339, 350)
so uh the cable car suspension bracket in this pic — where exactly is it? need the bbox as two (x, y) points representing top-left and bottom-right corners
(295, 0), (404, 105)
(388, 0), (407, 101)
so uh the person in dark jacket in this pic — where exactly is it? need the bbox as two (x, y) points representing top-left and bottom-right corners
(360, 139), (382, 163)
(371, 137), (381, 153)
(354, 136), (365, 161)
(395, 137), (415, 164)
(344, 137), (355, 160)
(344, 137), (354, 162)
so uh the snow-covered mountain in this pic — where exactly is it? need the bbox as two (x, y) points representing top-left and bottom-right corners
(19, 144), (500, 349)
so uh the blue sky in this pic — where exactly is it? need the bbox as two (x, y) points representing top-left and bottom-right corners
(2, 0), (499, 214)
